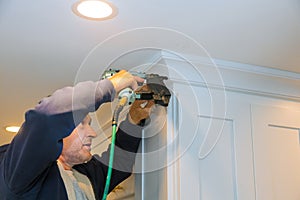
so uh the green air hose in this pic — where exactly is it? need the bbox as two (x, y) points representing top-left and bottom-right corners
(101, 124), (117, 200)
(101, 97), (127, 200)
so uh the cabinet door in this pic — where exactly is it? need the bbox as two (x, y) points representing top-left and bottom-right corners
(251, 105), (300, 200)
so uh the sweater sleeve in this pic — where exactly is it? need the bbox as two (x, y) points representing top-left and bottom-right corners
(1, 79), (116, 195)
(35, 79), (115, 115)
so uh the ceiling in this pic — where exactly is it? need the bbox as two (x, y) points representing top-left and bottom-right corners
(1, 0), (300, 144)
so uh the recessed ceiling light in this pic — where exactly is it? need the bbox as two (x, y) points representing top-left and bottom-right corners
(5, 126), (20, 133)
(72, 0), (118, 21)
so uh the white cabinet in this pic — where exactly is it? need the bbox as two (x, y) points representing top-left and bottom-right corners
(165, 83), (300, 200)
(139, 54), (300, 200)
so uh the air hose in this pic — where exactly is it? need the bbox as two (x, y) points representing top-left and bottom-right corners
(101, 97), (128, 200)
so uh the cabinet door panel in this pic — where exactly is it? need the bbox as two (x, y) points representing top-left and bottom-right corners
(198, 118), (237, 200)
(252, 105), (300, 200)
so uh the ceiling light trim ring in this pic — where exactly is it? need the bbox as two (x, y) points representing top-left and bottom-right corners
(72, 0), (118, 21)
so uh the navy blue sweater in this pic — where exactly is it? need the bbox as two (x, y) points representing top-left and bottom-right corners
(0, 110), (141, 200)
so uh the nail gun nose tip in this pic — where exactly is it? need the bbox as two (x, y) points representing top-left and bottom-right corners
(140, 101), (148, 108)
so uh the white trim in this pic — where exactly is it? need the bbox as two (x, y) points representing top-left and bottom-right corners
(157, 51), (300, 102)
(160, 51), (300, 80)
(167, 93), (181, 200)
(212, 58), (300, 80)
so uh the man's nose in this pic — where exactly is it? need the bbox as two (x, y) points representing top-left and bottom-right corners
(89, 128), (97, 138)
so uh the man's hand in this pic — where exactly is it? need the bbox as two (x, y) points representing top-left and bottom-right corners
(108, 70), (144, 93)
(129, 85), (155, 125)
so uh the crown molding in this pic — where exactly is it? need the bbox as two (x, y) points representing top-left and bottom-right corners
(155, 51), (300, 102)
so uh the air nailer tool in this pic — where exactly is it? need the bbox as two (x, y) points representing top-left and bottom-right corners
(101, 69), (171, 107)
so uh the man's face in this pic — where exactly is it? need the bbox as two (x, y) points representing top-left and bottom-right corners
(60, 115), (97, 166)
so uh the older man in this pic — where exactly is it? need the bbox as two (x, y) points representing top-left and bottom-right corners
(0, 70), (154, 200)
